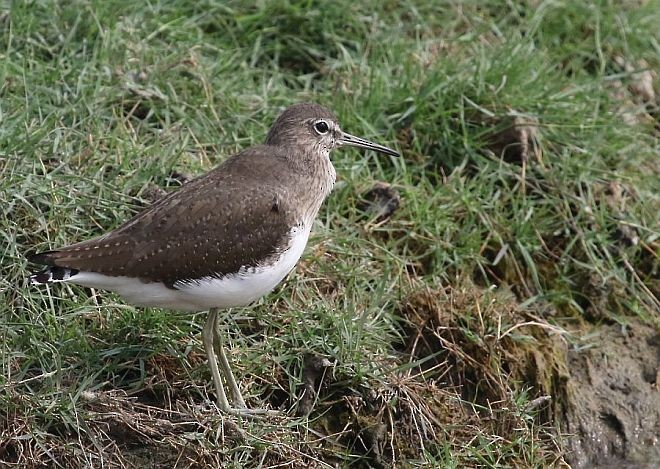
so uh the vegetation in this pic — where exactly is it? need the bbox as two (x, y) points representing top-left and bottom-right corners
(1, 1), (657, 467)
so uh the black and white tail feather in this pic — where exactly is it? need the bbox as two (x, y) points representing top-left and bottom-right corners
(30, 266), (80, 284)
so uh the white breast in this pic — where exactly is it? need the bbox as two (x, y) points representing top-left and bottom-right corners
(68, 224), (311, 311)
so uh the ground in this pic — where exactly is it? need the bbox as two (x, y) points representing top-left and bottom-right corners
(1, 1), (658, 467)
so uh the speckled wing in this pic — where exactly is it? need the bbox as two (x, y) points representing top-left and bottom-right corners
(30, 148), (301, 287)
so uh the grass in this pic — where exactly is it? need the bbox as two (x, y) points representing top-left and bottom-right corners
(1, 0), (658, 467)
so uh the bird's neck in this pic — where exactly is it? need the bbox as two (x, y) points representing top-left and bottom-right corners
(286, 147), (336, 226)
(314, 150), (337, 200)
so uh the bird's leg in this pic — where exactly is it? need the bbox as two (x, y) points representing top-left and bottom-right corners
(212, 310), (247, 409)
(203, 309), (231, 412)
(211, 310), (279, 418)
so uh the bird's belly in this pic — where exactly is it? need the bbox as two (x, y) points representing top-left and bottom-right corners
(69, 224), (311, 311)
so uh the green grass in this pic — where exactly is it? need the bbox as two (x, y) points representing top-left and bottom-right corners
(1, 0), (658, 467)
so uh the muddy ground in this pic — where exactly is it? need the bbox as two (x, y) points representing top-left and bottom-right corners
(396, 284), (660, 468)
(562, 319), (659, 468)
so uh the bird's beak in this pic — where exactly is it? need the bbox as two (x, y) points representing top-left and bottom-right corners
(338, 131), (400, 157)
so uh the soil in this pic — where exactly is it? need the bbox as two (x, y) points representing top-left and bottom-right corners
(357, 181), (401, 223)
(561, 318), (660, 468)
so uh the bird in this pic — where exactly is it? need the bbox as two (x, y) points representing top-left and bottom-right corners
(28, 102), (400, 416)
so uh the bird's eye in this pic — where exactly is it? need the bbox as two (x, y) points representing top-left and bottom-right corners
(314, 120), (329, 134)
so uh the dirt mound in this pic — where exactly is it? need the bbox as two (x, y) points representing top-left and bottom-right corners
(562, 319), (660, 468)
(397, 283), (660, 467)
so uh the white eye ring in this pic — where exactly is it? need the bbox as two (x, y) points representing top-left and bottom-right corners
(313, 120), (330, 135)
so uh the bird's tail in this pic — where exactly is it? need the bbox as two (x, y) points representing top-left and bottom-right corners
(30, 266), (80, 284)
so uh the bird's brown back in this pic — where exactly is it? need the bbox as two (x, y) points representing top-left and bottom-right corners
(31, 146), (315, 287)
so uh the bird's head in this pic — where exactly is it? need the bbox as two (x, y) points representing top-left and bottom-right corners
(265, 103), (400, 159)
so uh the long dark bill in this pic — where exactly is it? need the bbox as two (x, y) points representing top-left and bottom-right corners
(339, 132), (400, 157)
